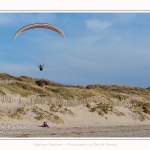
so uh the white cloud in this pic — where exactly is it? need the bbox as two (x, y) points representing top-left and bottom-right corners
(85, 19), (112, 32)
(81, 36), (101, 44)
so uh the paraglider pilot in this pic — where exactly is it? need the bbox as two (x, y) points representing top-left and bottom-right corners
(38, 64), (44, 71)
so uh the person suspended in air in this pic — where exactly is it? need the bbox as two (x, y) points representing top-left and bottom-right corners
(38, 64), (44, 71)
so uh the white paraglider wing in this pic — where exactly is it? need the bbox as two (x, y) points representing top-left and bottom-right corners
(13, 23), (65, 40)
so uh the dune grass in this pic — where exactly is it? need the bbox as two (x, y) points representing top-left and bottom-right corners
(0, 73), (17, 80)
(0, 73), (150, 102)
(1, 82), (51, 97)
(130, 99), (150, 115)
(113, 108), (125, 116)
(128, 99), (150, 121)
(32, 106), (64, 124)
(7, 110), (22, 119)
(49, 104), (75, 116)
(86, 102), (126, 118)
(0, 89), (6, 95)
(16, 106), (27, 115)
(87, 102), (114, 117)
(5, 106), (28, 120)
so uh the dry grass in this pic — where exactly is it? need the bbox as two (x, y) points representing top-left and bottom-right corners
(1, 82), (51, 97)
(50, 105), (59, 112)
(113, 108), (125, 116)
(87, 102), (114, 117)
(5, 106), (28, 120)
(86, 84), (150, 100)
(0, 89), (6, 95)
(46, 87), (96, 100)
(32, 106), (64, 124)
(86, 103), (91, 109)
(0, 73), (17, 80)
(18, 76), (36, 85)
(86, 102), (126, 118)
(0, 108), (4, 119)
(49, 104), (75, 116)
(0, 73), (150, 102)
(32, 106), (45, 120)
(7, 110), (22, 119)
(63, 108), (75, 116)
(128, 99), (150, 121)
(16, 106), (27, 115)
(130, 99), (150, 114)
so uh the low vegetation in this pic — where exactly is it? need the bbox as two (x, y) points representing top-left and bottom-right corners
(32, 105), (64, 124)
(87, 102), (114, 117)
(113, 108), (125, 116)
(128, 99), (150, 121)
(4, 106), (27, 120)
(86, 102), (126, 118)
(49, 104), (75, 116)
(1, 73), (150, 123)
(0, 73), (150, 101)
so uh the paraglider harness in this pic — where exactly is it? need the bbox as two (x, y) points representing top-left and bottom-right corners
(38, 64), (44, 71)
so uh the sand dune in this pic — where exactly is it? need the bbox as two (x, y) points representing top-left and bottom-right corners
(0, 102), (150, 137)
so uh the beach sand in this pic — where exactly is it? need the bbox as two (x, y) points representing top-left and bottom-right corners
(1, 125), (150, 138)
(0, 103), (150, 138)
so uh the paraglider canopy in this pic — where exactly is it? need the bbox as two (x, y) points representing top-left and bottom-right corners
(13, 23), (65, 72)
(13, 23), (65, 40)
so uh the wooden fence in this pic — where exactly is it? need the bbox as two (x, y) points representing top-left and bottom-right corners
(0, 95), (145, 107)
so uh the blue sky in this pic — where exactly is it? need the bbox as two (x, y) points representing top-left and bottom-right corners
(0, 12), (150, 88)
